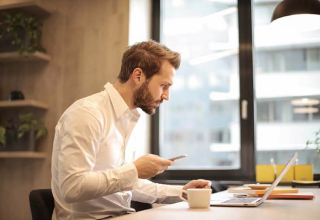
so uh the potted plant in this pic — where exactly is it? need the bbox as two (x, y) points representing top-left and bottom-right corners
(0, 112), (47, 151)
(0, 12), (46, 56)
(306, 129), (320, 154)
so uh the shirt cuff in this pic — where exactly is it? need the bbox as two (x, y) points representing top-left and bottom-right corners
(166, 185), (184, 198)
(118, 163), (138, 191)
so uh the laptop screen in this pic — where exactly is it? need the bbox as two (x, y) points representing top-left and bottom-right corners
(260, 152), (298, 202)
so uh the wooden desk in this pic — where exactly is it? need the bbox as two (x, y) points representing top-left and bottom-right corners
(114, 188), (320, 220)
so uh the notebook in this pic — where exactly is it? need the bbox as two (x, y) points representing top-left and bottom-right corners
(210, 152), (298, 207)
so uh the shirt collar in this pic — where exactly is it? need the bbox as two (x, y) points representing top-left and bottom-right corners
(104, 82), (140, 119)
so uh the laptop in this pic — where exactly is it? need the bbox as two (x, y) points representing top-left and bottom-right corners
(210, 152), (298, 207)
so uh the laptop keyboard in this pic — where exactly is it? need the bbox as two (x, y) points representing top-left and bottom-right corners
(222, 198), (259, 204)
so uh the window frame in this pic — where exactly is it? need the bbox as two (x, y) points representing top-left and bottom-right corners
(151, 0), (256, 181)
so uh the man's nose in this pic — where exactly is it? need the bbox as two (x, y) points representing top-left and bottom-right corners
(161, 90), (169, 101)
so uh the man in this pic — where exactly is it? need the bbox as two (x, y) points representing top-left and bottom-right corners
(51, 40), (211, 220)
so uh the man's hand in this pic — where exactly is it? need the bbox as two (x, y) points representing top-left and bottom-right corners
(183, 179), (212, 190)
(133, 154), (173, 179)
(182, 179), (212, 199)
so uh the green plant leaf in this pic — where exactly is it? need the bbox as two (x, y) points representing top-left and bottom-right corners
(306, 140), (312, 146)
(306, 129), (320, 155)
(28, 17), (35, 24)
(0, 126), (6, 146)
(39, 46), (46, 53)
(3, 12), (11, 20)
(18, 132), (24, 139)
(0, 136), (5, 145)
(36, 128), (47, 140)
(18, 123), (31, 139)
(31, 119), (37, 125)
(16, 39), (22, 45)
(0, 12), (46, 55)
(19, 112), (34, 122)
(18, 123), (31, 131)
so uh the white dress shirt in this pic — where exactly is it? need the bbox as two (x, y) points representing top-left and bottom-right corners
(51, 83), (183, 220)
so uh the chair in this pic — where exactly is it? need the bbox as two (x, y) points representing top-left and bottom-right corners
(211, 181), (228, 193)
(29, 188), (151, 219)
(131, 201), (152, 212)
(29, 189), (55, 220)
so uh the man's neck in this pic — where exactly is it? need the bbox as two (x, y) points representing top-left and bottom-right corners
(113, 80), (135, 110)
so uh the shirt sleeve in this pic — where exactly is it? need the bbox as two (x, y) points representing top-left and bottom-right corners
(131, 179), (184, 204)
(56, 108), (138, 203)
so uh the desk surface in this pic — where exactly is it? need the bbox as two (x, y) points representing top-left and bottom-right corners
(114, 188), (320, 220)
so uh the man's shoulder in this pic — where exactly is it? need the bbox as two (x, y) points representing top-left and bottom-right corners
(74, 91), (110, 110)
(58, 91), (111, 124)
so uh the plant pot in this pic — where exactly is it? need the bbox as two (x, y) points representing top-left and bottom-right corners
(0, 36), (17, 52)
(0, 30), (30, 53)
(3, 129), (36, 151)
(0, 144), (6, 151)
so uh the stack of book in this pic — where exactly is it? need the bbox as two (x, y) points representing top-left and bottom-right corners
(228, 186), (314, 199)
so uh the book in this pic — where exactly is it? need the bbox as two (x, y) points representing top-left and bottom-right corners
(227, 187), (299, 195)
(255, 192), (314, 199)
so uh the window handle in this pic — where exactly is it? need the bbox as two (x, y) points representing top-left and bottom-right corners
(241, 100), (248, 120)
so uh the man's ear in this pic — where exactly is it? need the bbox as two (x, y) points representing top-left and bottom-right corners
(132, 68), (145, 85)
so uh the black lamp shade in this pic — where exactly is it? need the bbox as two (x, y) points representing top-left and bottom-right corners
(271, 0), (320, 22)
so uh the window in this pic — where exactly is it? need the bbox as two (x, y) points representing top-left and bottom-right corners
(254, 0), (320, 173)
(152, 0), (320, 181)
(159, 0), (241, 170)
(152, 0), (254, 181)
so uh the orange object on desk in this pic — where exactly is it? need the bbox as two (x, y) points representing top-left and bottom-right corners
(255, 192), (314, 199)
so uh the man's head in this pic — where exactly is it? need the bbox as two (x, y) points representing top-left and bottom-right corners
(118, 40), (181, 115)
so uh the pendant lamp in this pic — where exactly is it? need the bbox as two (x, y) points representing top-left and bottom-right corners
(271, 0), (320, 32)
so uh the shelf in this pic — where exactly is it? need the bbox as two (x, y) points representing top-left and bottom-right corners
(0, 99), (48, 110)
(0, 0), (53, 18)
(0, 151), (46, 159)
(0, 51), (51, 62)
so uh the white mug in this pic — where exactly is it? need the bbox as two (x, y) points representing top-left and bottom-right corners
(181, 188), (212, 208)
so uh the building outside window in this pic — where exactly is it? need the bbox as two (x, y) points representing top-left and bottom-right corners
(254, 0), (320, 170)
(153, 0), (320, 180)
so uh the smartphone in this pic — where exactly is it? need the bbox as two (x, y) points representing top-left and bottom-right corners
(168, 154), (188, 161)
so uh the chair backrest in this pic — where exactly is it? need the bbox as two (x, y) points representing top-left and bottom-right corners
(131, 201), (152, 212)
(29, 188), (152, 219)
(29, 189), (55, 220)
(211, 181), (228, 193)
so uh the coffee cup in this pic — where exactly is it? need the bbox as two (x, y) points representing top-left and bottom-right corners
(181, 188), (212, 208)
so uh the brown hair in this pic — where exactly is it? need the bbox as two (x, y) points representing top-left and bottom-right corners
(118, 40), (181, 83)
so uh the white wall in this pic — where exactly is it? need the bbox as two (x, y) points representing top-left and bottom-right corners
(129, 0), (152, 158)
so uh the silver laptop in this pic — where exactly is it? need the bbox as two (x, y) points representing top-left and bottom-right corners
(210, 152), (298, 207)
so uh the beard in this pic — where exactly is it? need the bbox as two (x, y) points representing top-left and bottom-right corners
(133, 80), (162, 115)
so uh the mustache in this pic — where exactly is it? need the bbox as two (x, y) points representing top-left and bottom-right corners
(155, 99), (164, 104)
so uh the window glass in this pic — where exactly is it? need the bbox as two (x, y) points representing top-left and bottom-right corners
(254, 0), (320, 172)
(159, 0), (240, 169)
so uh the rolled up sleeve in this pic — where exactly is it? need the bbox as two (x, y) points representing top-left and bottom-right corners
(132, 179), (184, 204)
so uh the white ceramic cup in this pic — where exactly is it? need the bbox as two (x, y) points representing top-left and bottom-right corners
(181, 188), (212, 208)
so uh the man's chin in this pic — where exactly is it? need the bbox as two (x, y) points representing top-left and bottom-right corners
(141, 107), (156, 115)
